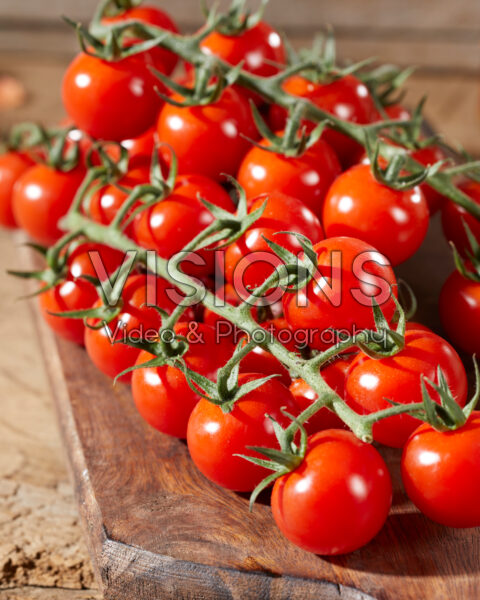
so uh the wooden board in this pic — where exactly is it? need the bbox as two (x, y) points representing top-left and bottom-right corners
(27, 215), (480, 600)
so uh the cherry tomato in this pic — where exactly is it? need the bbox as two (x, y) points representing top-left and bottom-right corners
(197, 21), (286, 104)
(85, 274), (189, 382)
(132, 322), (235, 438)
(89, 166), (150, 235)
(187, 373), (298, 491)
(62, 52), (161, 141)
(269, 75), (378, 167)
(323, 164), (429, 266)
(239, 318), (298, 387)
(156, 87), (258, 180)
(0, 151), (35, 228)
(345, 330), (468, 448)
(200, 21), (285, 78)
(237, 136), (341, 219)
(401, 412), (480, 528)
(12, 164), (85, 245)
(38, 243), (125, 345)
(224, 191), (324, 290)
(271, 429), (392, 555)
(283, 236), (397, 351)
(439, 268), (480, 356)
(102, 5), (179, 75)
(134, 173), (235, 276)
(290, 356), (355, 434)
(120, 127), (156, 168)
(441, 180), (480, 257)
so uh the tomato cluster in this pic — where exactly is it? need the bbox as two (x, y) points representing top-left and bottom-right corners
(3, 0), (480, 560)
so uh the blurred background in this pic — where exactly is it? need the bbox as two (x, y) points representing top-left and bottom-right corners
(0, 0), (480, 153)
(0, 2), (479, 599)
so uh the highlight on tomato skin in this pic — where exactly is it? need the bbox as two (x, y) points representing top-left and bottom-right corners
(401, 412), (480, 528)
(345, 330), (468, 448)
(271, 429), (393, 555)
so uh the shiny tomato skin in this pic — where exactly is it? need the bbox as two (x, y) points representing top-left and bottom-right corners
(12, 164), (85, 245)
(134, 173), (234, 275)
(323, 164), (429, 266)
(405, 321), (433, 334)
(203, 283), (259, 332)
(283, 236), (397, 351)
(200, 21), (285, 78)
(187, 374), (298, 491)
(439, 269), (480, 356)
(62, 52), (161, 141)
(156, 87), (258, 180)
(89, 166), (150, 235)
(401, 412), (480, 528)
(441, 180), (480, 257)
(38, 243), (125, 345)
(271, 429), (392, 555)
(237, 137), (341, 219)
(0, 151), (35, 228)
(132, 322), (235, 438)
(290, 356), (355, 434)
(269, 75), (378, 167)
(224, 191), (324, 290)
(345, 330), (468, 448)
(84, 274), (187, 382)
(102, 5), (179, 75)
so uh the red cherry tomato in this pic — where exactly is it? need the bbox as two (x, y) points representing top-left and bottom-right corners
(120, 127), (156, 168)
(345, 330), (468, 448)
(283, 236), (397, 351)
(89, 166), (150, 235)
(269, 75), (378, 167)
(224, 191), (324, 290)
(441, 180), (480, 257)
(271, 429), (392, 555)
(239, 318), (298, 387)
(290, 356), (355, 434)
(439, 268), (480, 356)
(156, 87), (258, 180)
(102, 5), (179, 75)
(132, 322), (235, 438)
(237, 136), (341, 219)
(197, 21), (286, 104)
(134, 173), (235, 276)
(12, 164), (85, 245)
(62, 52), (161, 141)
(187, 373), (298, 491)
(0, 151), (35, 228)
(200, 21), (285, 78)
(38, 243), (125, 345)
(323, 163), (429, 266)
(401, 412), (480, 528)
(84, 274), (189, 382)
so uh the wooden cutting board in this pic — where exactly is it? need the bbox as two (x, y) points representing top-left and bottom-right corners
(28, 215), (480, 600)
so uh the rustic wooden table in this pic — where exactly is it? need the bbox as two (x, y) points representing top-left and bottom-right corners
(0, 5), (479, 598)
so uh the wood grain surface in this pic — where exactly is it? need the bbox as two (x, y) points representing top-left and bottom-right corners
(23, 216), (480, 600)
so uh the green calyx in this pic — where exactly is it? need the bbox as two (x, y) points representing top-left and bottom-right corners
(248, 100), (328, 158)
(201, 0), (268, 36)
(451, 221), (480, 283)
(236, 410), (308, 510)
(179, 340), (280, 414)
